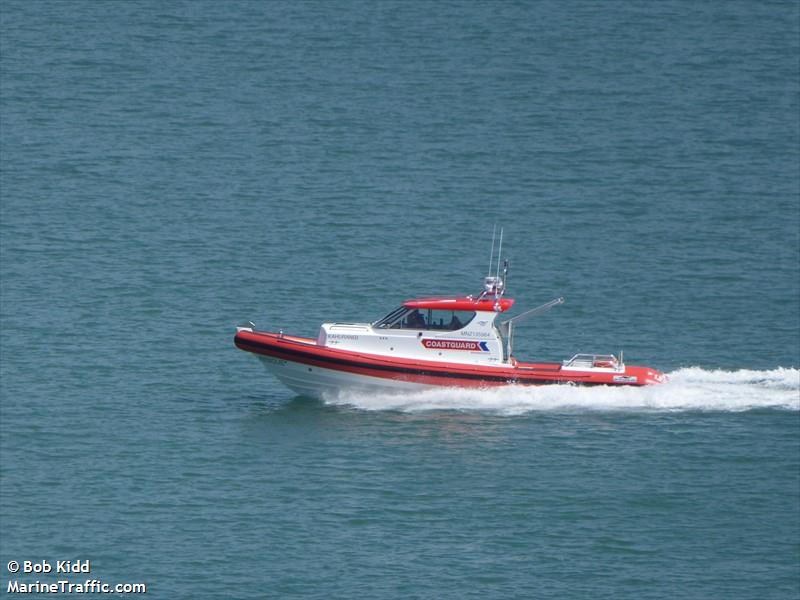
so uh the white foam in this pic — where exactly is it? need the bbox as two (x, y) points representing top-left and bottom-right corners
(324, 367), (800, 415)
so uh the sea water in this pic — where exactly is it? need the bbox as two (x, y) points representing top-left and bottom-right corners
(1, 1), (798, 598)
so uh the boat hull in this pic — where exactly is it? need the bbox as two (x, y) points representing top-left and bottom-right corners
(254, 353), (437, 398)
(235, 329), (666, 400)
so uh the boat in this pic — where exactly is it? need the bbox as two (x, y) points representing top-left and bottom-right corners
(234, 234), (666, 399)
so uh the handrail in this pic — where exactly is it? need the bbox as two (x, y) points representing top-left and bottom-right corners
(562, 354), (620, 369)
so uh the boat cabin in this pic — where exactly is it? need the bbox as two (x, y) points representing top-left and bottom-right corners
(317, 296), (515, 366)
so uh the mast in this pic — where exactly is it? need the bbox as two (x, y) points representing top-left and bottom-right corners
(495, 228), (503, 280)
(479, 226), (506, 302)
(487, 225), (497, 278)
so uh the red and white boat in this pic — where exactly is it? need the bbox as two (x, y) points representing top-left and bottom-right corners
(234, 242), (666, 398)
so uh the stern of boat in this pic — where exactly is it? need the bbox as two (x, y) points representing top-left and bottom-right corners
(560, 353), (666, 385)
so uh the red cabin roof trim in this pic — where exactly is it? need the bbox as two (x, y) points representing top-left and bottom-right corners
(402, 296), (515, 313)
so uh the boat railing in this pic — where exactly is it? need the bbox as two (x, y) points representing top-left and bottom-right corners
(562, 353), (620, 369)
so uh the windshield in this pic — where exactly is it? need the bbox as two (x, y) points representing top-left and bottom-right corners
(374, 307), (475, 331)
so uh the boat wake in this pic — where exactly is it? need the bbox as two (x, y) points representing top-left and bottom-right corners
(323, 367), (800, 415)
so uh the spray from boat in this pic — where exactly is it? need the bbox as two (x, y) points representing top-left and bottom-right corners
(322, 367), (800, 414)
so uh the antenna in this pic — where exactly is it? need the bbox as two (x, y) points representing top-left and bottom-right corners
(495, 228), (504, 279)
(488, 225), (497, 276)
(479, 226), (507, 302)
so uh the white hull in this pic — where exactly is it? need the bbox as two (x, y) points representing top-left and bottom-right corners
(258, 356), (435, 400)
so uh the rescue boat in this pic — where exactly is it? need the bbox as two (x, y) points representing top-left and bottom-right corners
(234, 237), (666, 399)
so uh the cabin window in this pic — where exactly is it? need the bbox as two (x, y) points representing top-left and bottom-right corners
(374, 308), (475, 330)
(374, 307), (409, 329)
(425, 309), (475, 330)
